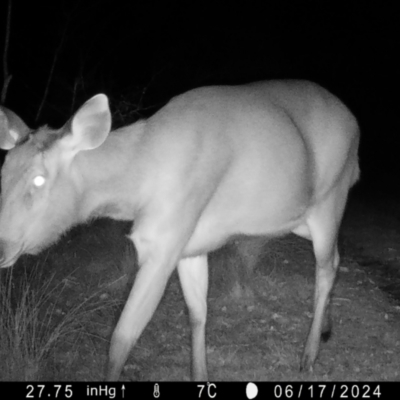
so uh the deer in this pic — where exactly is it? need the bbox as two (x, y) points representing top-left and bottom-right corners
(0, 80), (360, 380)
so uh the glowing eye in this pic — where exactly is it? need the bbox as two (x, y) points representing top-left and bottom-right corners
(33, 175), (46, 187)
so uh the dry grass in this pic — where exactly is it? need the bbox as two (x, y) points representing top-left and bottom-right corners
(0, 255), (120, 380)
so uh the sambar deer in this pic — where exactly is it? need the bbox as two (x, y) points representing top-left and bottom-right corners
(0, 80), (359, 380)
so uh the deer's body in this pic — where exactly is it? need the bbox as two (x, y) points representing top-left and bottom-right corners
(0, 80), (359, 380)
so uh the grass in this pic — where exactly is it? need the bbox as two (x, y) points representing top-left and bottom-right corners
(1, 263), (75, 380)
(0, 255), (120, 380)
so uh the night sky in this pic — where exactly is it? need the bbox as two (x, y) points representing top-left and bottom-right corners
(0, 1), (398, 192)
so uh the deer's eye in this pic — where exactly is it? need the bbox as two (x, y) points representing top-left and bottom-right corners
(33, 175), (46, 187)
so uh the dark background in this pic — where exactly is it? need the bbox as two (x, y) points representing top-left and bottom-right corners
(0, 1), (398, 194)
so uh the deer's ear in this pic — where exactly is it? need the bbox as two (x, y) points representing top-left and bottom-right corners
(60, 94), (111, 156)
(0, 107), (31, 150)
